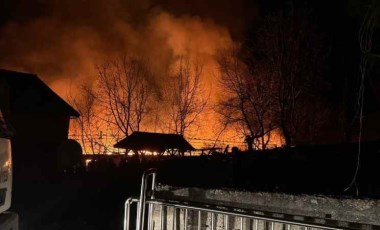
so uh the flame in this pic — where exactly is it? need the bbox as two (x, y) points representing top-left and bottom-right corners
(0, 1), (283, 153)
(64, 12), (241, 153)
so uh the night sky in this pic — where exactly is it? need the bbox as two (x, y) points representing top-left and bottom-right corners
(0, 0), (379, 146)
(0, 0), (377, 87)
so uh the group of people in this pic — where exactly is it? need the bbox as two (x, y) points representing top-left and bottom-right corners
(222, 135), (254, 155)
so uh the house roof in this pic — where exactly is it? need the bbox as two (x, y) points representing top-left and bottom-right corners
(0, 69), (79, 117)
(114, 131), (195, 152)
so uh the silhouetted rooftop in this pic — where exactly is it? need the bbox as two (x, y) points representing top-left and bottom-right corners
(114, 131), (195, 153)
(0, 69), (79, 117)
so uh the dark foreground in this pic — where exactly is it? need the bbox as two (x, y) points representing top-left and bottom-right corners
(11, 171), (142, 230)
(9, 141), (380, 229)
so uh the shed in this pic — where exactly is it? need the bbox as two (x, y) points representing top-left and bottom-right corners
(114, 131), (195, 156)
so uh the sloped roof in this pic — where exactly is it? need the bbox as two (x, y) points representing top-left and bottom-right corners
(0, 69), (79, 117)
(114, 131), (195, 152)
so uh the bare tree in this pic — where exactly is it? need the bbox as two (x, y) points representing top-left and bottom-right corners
(96, 56), (154, 137)
(69, 57), (156, 155)
(217, 47), (276, 150)
(167, 57), (208, 137)
(344, 2), (379, 195)
(69, 84), (112, 154)
(249, 11), (327, 147)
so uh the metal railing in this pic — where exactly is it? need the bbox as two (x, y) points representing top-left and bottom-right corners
(124, 169), (366, 230)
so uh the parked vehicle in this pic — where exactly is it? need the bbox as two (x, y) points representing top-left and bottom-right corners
(0, 109), (18, 229)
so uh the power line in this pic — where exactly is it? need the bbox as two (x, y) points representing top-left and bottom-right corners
(69, 134), (246, 144)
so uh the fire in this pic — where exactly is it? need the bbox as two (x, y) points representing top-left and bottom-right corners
(64, 12), (243, 154)
(0, 1), (284, 154)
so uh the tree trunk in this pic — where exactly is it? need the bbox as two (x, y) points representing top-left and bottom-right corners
(281, 119), (292, 147)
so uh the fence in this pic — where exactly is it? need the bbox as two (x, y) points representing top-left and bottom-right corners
(124, 169), (371, 230)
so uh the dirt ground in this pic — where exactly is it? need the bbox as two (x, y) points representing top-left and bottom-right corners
(11, 172), (142, 230)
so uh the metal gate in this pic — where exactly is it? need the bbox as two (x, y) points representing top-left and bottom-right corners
(124, 169), (368, 230)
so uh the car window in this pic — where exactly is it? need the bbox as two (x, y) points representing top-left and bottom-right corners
(0, 111), (12, 138)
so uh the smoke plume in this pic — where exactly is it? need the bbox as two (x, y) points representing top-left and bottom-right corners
(0, 0), (257, 148)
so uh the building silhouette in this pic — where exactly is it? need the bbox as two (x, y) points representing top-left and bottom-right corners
(114, 131), (195, 157)
(0, 69), (79, 180)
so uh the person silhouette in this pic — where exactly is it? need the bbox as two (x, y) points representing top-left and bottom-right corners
(223, 144), (229, 155)
(245, 135), (254, 152)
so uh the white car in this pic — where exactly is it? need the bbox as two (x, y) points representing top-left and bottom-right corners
(0, 110), (18, 230)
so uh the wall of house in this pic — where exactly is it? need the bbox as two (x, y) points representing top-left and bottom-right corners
(10, 114), (71, 179)
(0, 71), (78, 183)
(11, 114), (70, 147)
